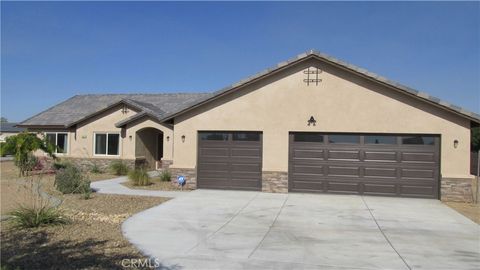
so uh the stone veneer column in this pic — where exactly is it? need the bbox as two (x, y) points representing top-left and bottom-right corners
(262, 171), (288, 193)
(441, 178), (474, 202)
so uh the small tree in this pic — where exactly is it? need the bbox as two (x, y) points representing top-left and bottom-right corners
(2, 132), (56, 176)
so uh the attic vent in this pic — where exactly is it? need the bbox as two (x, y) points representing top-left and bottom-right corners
(303, 67), (322, 86)
(122, 105), (130, 114)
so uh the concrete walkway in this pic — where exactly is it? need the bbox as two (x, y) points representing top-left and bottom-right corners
(90, 176), (186, 198)
(122, 190), (480, 270)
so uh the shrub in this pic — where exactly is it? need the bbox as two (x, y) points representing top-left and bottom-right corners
(14, 154), (38, 175)
(110, 160), (129, 175)
(160, 170), (172, 182)
(128, 167), (151, 186)
(90, 163), (103, 174)
(52, 161), (68, 170)
(55, 165), (91, 194)
(9, 205), (67, 228)
(0, 142), (14, 157)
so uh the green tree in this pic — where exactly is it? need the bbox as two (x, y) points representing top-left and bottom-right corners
(2, 132), (56, 176)
(472, 127), (480, 152)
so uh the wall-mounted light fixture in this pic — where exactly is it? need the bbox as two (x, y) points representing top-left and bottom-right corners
(307, 116), (317, 126)
(129, 135), (132, 141)
(454, 139), (459, 148)
(166, 136), (170, 142)
(181, 135), (186, 143)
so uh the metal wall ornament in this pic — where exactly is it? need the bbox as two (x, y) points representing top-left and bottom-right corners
(121, 105), (130, 114)
(307, 116), (317, 126)
(303, 67), (323, 86)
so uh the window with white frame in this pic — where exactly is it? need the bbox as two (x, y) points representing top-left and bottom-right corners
(94, 133), (120, 156)
(45, 132), (68, 154)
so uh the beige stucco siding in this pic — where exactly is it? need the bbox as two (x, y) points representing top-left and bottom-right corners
(173, 59), (472, 179)
(42, 104), (174, 161)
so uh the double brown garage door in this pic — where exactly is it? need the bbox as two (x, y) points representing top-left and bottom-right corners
(197, 131), (440, 199)
(197, 132), (262, 191)
(289, 133), (440, 199)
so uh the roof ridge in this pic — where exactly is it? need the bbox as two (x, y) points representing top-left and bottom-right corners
(74, 92), (211, 96)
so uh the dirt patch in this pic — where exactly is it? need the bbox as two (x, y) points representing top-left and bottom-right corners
(1, 161), (169, 269)
(444, 202), (480, 224)
(122, 177), (189, 191)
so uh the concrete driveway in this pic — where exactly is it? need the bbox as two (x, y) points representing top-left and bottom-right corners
(122, 190), (479, 270)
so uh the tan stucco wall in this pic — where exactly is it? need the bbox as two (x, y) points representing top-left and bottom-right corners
(172, 58), (472, 179)
(35, 105), (174, 161)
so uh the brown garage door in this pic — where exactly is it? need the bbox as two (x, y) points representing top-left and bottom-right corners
(197, 131), (262, 191)
(289, 133), (440, 199)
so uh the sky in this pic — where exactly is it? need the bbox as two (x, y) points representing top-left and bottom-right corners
(1, 1), (479, 122)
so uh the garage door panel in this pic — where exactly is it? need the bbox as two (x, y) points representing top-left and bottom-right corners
(328, 150), (360, 160)
(292, 164), (324, 175)
(401, 152), (435, 163)
(363, 183), (397, 195)
(231, 148), (261, 157)
(400, 185), (434, 197)
(364, 167), (397, 178)
(199, 148), (229, 157)
(293, 149), (325, 159)
(292, 181), (324, 191)
(401, 168), (435, 179)
(364, 151), (397, 162)
(289, 132), (439, 199)
(327, 182), (359, 193)
(327, 166), (360, 177)
(198, 132), (262, 190)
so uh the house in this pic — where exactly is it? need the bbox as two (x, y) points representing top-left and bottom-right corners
(0, 122), (25, 142)
(18, 51), (480, 202)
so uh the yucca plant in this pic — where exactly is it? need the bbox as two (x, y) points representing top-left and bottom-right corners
(160, 170), (172, 182)
(10, 205), (67, 228)
(128, 167), (151, 186)
(110, 160), (129, 175)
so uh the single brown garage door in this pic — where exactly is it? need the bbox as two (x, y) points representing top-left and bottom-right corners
(289, 133), (440, 199)
(197, 131), (262, 191)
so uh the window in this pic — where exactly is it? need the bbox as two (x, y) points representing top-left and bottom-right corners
(294, 133), (324, 143)
(45, 132), (68, 154)
(233, 132), (260, 141)
(402, 136), (435, 145)
(200, 132), (229, 141)
(328, 134), (359, 144)
(365, 135), (396, 145)
(95, 133), (120, 155)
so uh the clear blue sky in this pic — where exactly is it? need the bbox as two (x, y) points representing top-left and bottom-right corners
(1, 1), (479, 122)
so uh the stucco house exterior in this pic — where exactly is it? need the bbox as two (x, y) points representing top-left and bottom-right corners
(18, 51), (479, 202)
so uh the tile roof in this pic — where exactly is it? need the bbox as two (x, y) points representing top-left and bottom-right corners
(19, 93), (212, 127)
(0, 122), (25, 132)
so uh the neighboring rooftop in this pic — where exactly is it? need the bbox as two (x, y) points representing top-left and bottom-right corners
(19, 93), (212, 127)
(0, 122), (25, 133)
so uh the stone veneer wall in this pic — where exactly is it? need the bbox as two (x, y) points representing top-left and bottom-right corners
(262, 171), (288, 193)
(60, 157), (135, 172)
(169, 168), (197, 189)
(441, 178), (474, 202)
(161, 159), (173, 169)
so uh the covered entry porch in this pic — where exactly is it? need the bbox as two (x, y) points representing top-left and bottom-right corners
(135, 127), (163, 170)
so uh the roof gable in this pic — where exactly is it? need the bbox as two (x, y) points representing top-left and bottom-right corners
(161, 51), (480, 124)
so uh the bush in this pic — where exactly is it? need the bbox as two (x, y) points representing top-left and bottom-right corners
(90, 163), (103, 174)
(55, 165), (91, 194)
(52, 161), (69, 170)
(160, 170), (171, 182)
(0, 142), (14, 157)
(14, 154), (38, 175)
(110, 160), (129, 175)
(128, 167), (151, 186)
(9, 205), (67, 228)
